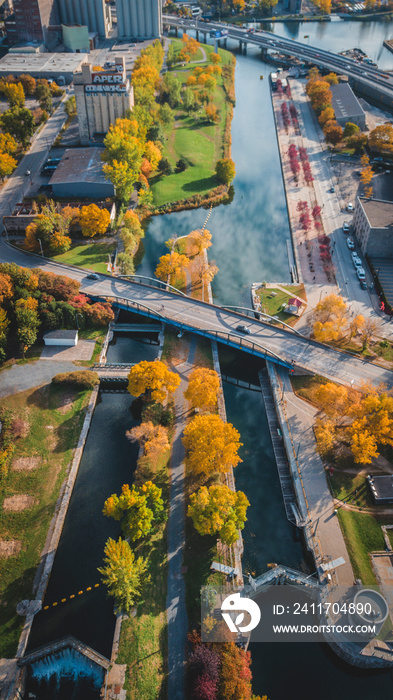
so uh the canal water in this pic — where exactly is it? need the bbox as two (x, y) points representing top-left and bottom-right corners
(218, 346), (393, 699)
(25, 337), (159, 698)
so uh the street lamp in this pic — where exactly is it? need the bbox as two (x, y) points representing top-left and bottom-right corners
(37, 238), (44, 257)
(75, 313), (83, 331)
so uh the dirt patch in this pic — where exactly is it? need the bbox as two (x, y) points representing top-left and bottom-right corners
(12, 456), (40, 472)
(56, 391), (75, 414)
(0, 540), (22, 558)
(3, 495), (36, 511)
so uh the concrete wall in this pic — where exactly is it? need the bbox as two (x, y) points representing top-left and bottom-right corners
(74, 81), (134, 144)
(335, 112), (366, 130)
(116, 0), (161, 38)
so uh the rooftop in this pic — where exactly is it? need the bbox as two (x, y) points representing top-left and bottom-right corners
(44, 330), (78, 340)
(359, 197), (393, 229)
(367, 474), (393, 503)
(49, 148), (108, 186)
(330, 83), (365, 121)
(0, 52), (87, 75)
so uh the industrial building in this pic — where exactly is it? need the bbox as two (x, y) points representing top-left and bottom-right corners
(48, 148), (115, 199)
(353, 197), (393, 256)
(74, 56), (134, 144)
(330, 83), (366, 130)
(5, 0), (59, 46)
(367, 474), (393, 505)
(0, 51), (87, 83)
(62, 24), (97, 53)
(116, 0), (162, 39)
(56, 0), (111, 38)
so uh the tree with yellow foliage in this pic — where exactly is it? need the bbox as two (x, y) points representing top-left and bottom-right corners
(205, 103), (219, 123)
(368, 124), (393, 154)
(182, 414), (242, 476)
(103, 481), (164, 541)
(313, 293), (349, 343)
(0, 152), (17, 181)
(318, 107), (335, 127)
(102, 159), (136, 203)
(0, 273), (13, 303)
(98, 537), (148, 614)
(48, 231), (71, 254)
(188, 483), (249, 545)
(191, 228), (212, 254)
(315, 418), (335, 456)
(79, 204), (111, 238)
(0, 133), (17, 154)
(315, 383), (350, 422)
(127, 360), (181, 404)
(2, 82), (25, 108)
(349, 314), (365, 339)
(210, 52), (221, 65)
(127, 421), (170, 462)
(184, 368), (220, 412)
(144, 140), (162, 171)
(155, 251), (190, 283)
(360, 155), (374, 187)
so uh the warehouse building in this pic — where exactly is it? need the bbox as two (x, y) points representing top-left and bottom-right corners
(74, 56), (134, 144)
(116, 0), (161, 39)
(330, 83), (366, 130)
(48, 148), (115, 199)
(0, 51), (86, 84)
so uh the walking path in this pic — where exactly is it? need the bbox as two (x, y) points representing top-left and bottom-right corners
(276, 366), (354, 585)
(166, 339), (195, 700)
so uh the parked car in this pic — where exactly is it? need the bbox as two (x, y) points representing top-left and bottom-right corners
(236, 325), (251, 334)
(356, 267), (366, 280)
(329, 186), (335, 193)
(25, 170), (30, 176)
(45, 158), (61, 166)
(360, 280), (368, 290)
(347, 202), (354, 212)
(347, 237), (355, 249)
(86, 273), (100, 280)
(38, 184), (52, 193)
(342, 222), (350, 233)
(352, 254), (362, 268)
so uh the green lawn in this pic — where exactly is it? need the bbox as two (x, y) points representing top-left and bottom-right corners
(256, 284), (307, 326)
(329, 471), (373, 509)
(0, 384), (91, 656)
(337, 509), (385, 584)
(52, 242), (116, 273)
(150, 41), (234, 207)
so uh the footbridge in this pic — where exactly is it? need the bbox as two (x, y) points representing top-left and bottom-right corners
(164, 15), (393, 112)
(18, 635), (110, 670)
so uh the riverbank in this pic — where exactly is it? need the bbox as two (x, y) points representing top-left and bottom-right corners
(146, 39), (235, 216)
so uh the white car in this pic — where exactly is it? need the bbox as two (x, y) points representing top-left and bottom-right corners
(352, 255), (362, 268)
(342, 222), (350, 233)
(347, 237), (355, 249)
(357, 267), (366, 280)
(347, 202), (354, 212)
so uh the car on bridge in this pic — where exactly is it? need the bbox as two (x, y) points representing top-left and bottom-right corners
(236, 325), (251, 334)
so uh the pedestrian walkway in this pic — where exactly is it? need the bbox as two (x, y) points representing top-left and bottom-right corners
(166, 339), (195, 700)
(276, 365), (354, 585)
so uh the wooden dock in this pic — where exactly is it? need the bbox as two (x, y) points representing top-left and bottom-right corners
(18, 635), (110, 670)
(259, 367), (298, 526)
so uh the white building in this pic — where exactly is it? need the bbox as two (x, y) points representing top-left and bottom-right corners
(74, 56), (134, 144)
(44, 330), (78, 346)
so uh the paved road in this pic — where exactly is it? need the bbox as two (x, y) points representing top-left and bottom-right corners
(277, 366), (354, 585)
(0, 90), (71, 223)
(1, 244), (392, 388)
(0, 360), (77, 398)
(166, 340), (193, 700)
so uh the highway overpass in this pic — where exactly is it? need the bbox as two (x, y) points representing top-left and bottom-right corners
(164, 15), (393, 111)
(2, 243), (393, 389)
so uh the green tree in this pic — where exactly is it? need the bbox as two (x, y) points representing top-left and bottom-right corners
(98, 537), (148, 613)
(188, 484), (250, 545)
(102, 159), (136, 203)
(103, 481), (164, 541)
(343, 122), (360, 139)
(159, 103), (175, 127)
(183, 87), (196, 113)
(1, 107), (35, 148)
(36, 82), (52, 112)
(15, 304), (39, 352)
(215, 158), (236, 185)
(162, 72), (182, 108)
(65, 95), (76, 117)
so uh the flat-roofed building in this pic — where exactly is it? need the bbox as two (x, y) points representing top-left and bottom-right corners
(0, 51), (87, 83)
(353, 196), (393, 256)
(5, 0), (59, 47)
(48, 147), (115, 199)
(74, 56), (134, 144)
(330, 83), (366, 130)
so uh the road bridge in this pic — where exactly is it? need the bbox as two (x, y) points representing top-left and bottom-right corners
(164, 15), (393, 111)
(1, 245), (393, 388)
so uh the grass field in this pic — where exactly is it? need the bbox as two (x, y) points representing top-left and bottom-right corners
(329, 471), (373, 509)
(256, 284), (307, 326)
(53, 242), (115, 273)
(337, 509), (385, 584)
(150, 41), (234, 207)
(0, 384), (91, 656)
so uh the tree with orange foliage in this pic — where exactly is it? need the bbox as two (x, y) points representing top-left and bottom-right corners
(155, 251), (190, 283)
(144, 140), (162, 171)
(205, 103), (219, 123)
(323, 120), (343, 144)
(0, 273), (13, 303)
(127, 360), (181, 404)
(318, 107), (335, 127)
(0, 152), (17, 180)
(216, 643), (253, 700)
(182, 414), (242, 476)
(210, 52), (221, 65)
(49, 231), (71, 254)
